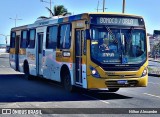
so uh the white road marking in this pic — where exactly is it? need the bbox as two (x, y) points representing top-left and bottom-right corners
(144, 93), (160, 99)
(148, 82), (160, 85)
(0, 65), (10, 68)
(82, 94), (110, 104)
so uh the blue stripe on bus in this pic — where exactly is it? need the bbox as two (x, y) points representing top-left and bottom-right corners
(69, 15), (82, 21)
(58, 14), (82, 23)
(58, 18), (64, 23)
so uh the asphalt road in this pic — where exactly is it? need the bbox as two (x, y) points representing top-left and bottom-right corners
(0, 53), (160, 117)
(149, 61), (160, 68)
(0, 53), (21, 75)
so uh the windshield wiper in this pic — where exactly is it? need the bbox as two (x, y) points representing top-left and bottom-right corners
(128, 26), (134, 43)
(105, 26), (124, 63)
(105, 26), (116, 41)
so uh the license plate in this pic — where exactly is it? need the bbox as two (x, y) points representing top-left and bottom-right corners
(117, 80), (128, 84)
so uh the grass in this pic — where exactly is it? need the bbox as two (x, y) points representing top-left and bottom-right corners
(148, 67), (153, 73)
(148, 67), (160, 76)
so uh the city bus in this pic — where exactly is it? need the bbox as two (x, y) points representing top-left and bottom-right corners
(9, 13), (148, 92)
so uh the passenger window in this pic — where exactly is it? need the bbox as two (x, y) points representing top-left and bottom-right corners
(59, 24), (71, 49)
(46, 26), (58, 49)
(28, 29), (35, 48)
(10, 32), (16, 48)
(20, 30), (28, 48)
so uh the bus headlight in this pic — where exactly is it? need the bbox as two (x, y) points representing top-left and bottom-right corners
(90, 66), (100, 78)
(92, 69), (96, 75)
(142, 68), (147, 77)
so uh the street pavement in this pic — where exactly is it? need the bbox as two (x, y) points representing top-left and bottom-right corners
(0, 53), (160, 117)
(148, 58), (160, 76)
(0, 53), (22, 74)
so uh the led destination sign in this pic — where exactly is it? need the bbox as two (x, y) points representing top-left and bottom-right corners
(98, 17), (139, 26)
(94, 17), (143, 26)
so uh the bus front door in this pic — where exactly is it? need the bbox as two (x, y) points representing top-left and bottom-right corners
(75, 29), (84, 85)
(37, 32), (44, 76)
(15, 35), (20, 71)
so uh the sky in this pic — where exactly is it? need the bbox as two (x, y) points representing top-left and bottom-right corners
(0, 0), (159, 44)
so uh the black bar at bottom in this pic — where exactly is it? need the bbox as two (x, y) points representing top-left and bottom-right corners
(0, 108), (159, 114)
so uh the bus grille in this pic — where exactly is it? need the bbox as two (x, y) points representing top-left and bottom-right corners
(101, 67), (139, 71)
(105, 80), (138, 87)
(106, 74), (138, 79)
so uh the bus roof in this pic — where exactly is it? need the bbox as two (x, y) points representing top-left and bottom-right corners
(11, 12), (143, 30)
(88, 12), (142, 17)
(11, 25), (28, 31)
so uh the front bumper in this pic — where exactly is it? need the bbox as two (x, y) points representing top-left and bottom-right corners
(87, 75), (148, 89)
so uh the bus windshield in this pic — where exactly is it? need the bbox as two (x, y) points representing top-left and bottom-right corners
(90, 26), (147, 64)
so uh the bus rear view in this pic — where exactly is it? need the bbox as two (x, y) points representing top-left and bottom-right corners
(87, 14), (148, 92)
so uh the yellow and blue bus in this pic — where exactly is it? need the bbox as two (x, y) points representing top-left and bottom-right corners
(10, 13), (148, 92)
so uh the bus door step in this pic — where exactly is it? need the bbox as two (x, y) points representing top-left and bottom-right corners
(75, 82), (82, 87)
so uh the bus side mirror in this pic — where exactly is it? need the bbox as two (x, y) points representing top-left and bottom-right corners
(85, 29), (90, 40)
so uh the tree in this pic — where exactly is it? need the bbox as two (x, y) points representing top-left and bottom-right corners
(37, 5), (71, 20)
(46, 5), (71, 17)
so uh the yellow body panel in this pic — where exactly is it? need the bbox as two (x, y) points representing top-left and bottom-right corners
(87, 62), (148, 89)
(86, 38), (148, 89)
(9, 48), (26, 55)
(19, 49), (26, 55)
(87, 75), (148, 89)
(56, 19), (87, 64)
(10, 48), (16, 54)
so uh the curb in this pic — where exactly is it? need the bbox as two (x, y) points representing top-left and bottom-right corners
(148, 73), (160, 77)
(149, 60), (160, 62)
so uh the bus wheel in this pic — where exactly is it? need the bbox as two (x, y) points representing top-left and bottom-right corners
(24, 62), (31, 80)
(63, 71), (75, 92)
(108, 88), (119, 92)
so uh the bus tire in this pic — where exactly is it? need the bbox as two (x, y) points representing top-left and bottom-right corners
(63, 70), (75, 92)
(23, 62), (32, 80)
(108, 88), (119, 92)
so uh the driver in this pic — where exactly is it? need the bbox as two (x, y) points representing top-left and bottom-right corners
(99, 35), (109, 52)
(136, 46), (144, 56)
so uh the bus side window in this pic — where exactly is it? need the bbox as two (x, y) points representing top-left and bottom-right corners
(20, 30), (28, 48)
(28, 29), (36, 48)
(59, 24), (71, 49)
(46, 26), (58, 49)
(82, 30), (86, 55)
(10, 32), (16, 48)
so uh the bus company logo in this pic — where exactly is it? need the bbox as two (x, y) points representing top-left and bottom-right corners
(102, 53), (115, 57)
(2, 109), (11, 114)
(39, 21), (49, 26)
(76, 22), (84, 27)
(106, 72), (115, 75)
(56, 53), (62, 58)
(27, 52), (35, 60)
(120, 75), (125, 78)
